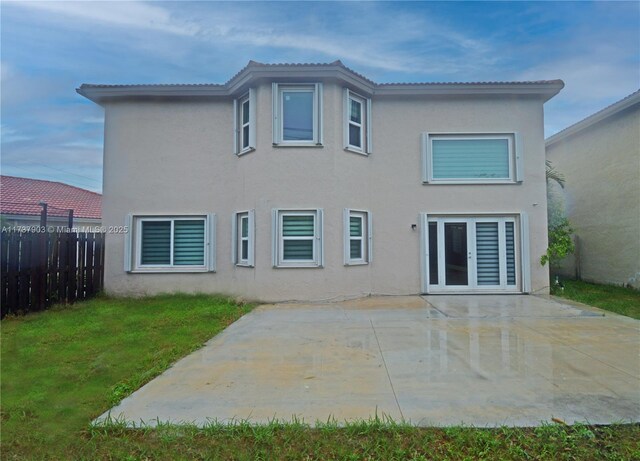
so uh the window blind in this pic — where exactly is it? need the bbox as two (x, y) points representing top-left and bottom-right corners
(432, 138), (510, 179)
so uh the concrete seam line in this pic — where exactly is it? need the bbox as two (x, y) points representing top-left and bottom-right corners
(370, 319), (405, 421)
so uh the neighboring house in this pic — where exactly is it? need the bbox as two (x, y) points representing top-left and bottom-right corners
(546, 90), (640, 289)
(0, 175), (102, 230)
(77, 60), (563, 301)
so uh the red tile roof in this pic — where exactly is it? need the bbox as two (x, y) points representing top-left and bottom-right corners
(0, 176), (101, 219)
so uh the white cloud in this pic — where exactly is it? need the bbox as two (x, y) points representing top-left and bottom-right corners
(12, 0), (199, 36)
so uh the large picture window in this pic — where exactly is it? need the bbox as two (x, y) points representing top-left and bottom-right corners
(272, 83), (323, 146)
(129, 215), (216, 272)
(272, 209), (323, 267)
(422, 133), (522, 184)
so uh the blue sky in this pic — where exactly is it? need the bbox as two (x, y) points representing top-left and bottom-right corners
(1, 1), (638, 192)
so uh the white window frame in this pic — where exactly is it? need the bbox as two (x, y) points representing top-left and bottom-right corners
(343, 89), (372, 155)
(233, 88), (256, 155)
(127, 214), (216, 273)
(272, 208), (324, 268)
(343, 209), (372, 265)
(232, 210), (255, 267)
(421, 133), (522, 184)
(272, 83), (323, 146)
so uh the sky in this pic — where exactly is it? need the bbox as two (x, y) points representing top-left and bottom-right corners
(1, 1), (639, 193)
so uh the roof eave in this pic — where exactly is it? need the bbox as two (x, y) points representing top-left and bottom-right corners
(374, 81), (564, 101)
(76, 85), (228, 105)
(546, 90), (640, 147)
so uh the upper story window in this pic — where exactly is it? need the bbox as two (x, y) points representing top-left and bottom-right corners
(272, 208), (324, 268)
(422, 133), (523, 184)
(234, 89), (256, 155)
(232, 210), (255, 267)
(126, 214), (216, 273)
(343, 89), (372, 155)
(272, 83), (323, 146)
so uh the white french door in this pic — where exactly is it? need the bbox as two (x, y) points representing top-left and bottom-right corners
(426, 216), (519, 292)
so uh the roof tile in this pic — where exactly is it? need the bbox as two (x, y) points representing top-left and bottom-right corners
(0, 176), (102, 219)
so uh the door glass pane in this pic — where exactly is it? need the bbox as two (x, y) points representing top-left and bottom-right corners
(505, 222), (516, 285)
(428, 222), (438, 285)
(283, 91), (313, 141)
(283, 240), (313, 260)
(174, 220), (205, 266)
(141, 221), (171, 265)
(445, 223), (468, 285)
(476, 222), (500, 285)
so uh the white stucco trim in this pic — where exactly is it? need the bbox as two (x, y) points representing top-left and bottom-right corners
(520, 212), (531, 293)
(124, 213), (132, 272)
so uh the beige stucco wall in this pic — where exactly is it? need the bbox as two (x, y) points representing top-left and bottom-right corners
(546, 104), (640, 288)
(101, 81), (550, 301)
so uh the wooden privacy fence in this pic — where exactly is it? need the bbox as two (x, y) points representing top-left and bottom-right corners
(1, 231), (105, 318)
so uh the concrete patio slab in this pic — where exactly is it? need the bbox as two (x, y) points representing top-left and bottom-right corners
(97, 295), (640, 427)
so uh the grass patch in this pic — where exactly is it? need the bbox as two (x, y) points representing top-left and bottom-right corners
(1, 293), (254, 459)
(553, 279), (640, 319)
(84, 418), (640, 460)
(2, 292), (639, 460)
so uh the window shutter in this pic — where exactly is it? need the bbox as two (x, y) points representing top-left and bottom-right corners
(271, 209), (278, 267)
(316, 83), (323, 145)
(231, 212), (238, 264)
(316, 209), (324, 267)
(248, 209), (255, 267)
(124, 214), (133, 272)
(367, 211), (373, 262)
(366, 97), (372, 154)
(343, 89), (350, 150)
(343, 208), (349, 265)
(422, 133), (431, 183)
(233, 98), (239, 155)
(248, 88), (256, 149)
(515, 132), (524, 182)
(272, 83), (279, 145)
(207, 214), (216, 272)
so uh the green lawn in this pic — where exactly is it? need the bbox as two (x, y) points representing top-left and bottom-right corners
(554, 279), (640, 319)
(2, 293), (639, 460)
(1, 294), (254, 459)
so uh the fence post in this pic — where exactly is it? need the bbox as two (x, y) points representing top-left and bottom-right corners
(39, 202), (48, 228)
(68, 232), (77, 304)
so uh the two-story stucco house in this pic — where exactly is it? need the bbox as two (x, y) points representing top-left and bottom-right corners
(77, 61), (563, 301)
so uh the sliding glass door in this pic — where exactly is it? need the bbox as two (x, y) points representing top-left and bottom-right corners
(427, 217), (518, 292)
